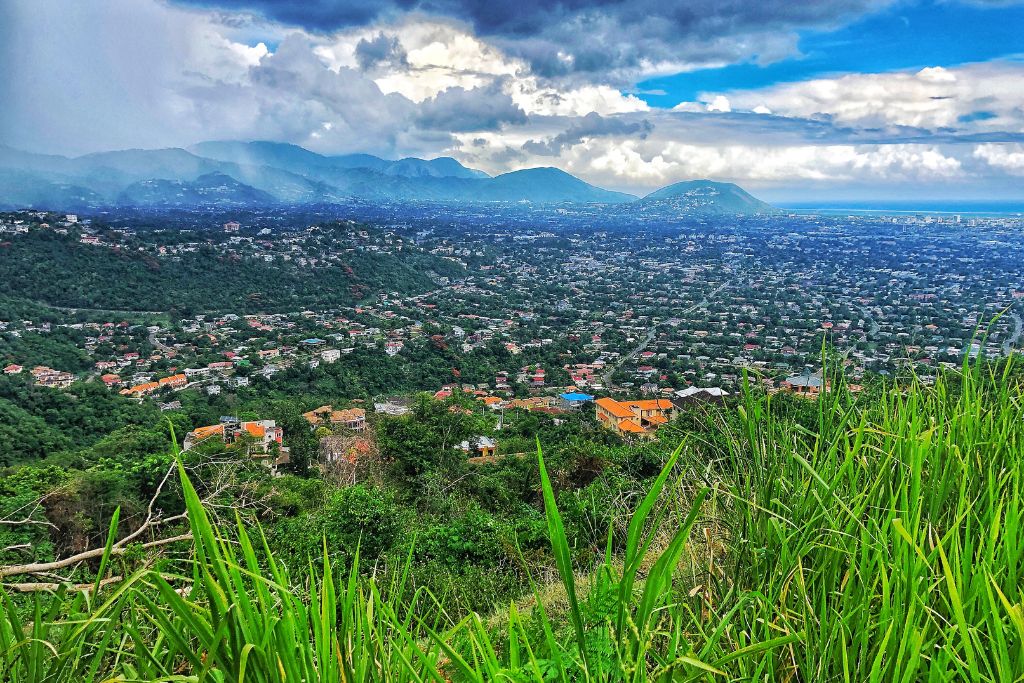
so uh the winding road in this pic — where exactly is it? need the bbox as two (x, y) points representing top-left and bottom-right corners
(600, 279), (733, 390)
(148, 328), (173, 354)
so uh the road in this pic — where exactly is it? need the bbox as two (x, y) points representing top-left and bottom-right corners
(858, 305), (881, 338)
(48, 304), (167, 316)
(148, 328), (173, 354)
(599, 279), (733, 390)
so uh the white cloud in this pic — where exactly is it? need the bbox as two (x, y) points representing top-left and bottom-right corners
(705, 96), (732, 113)
(974, 143), (1024, 175)
(2, 0), (1023, 201)
(683, 61), (1024, 133)
(314, 19), (523, 102)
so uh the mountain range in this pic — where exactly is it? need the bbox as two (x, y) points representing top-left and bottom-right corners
(0, 141), (778, 215)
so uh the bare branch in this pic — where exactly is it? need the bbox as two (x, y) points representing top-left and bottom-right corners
(0, 494), (59, 530)
(4, 575), (125, 593)
(0, 533), (192, 579)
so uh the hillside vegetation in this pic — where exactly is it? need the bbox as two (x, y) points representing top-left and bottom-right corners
(1, 358), (1022, 681)
(0, 230), (462, 314)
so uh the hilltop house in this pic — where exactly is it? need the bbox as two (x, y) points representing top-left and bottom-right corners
(459, 436), (498, 458)
(780, 373), (828, 398)
(595, 397), (676, 439)
(183, 418), (290, 473)
(373, 398), (411, 416)
(302, 405), (367, 431)
(31, 366), (75, 388)
(673, 386), (729, 406)
(559, 392), (594, 410)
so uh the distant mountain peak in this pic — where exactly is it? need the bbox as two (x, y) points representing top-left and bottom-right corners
(1, 143), (774, 211)
(638, 179), (778, 215)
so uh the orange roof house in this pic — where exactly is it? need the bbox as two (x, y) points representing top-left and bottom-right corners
(244, 422), (266, 438)
(158, 373), (187, 389)
(302, 405), (366, 430)
(182, 420), (289, 474)
(191, 424), (225, 441)
(127, 381), (160, 396)
(595, 397), (676, 440)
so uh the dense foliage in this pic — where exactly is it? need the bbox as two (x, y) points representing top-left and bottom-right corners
(1, 360), (1022, 680)
(0, 230), (462, 315)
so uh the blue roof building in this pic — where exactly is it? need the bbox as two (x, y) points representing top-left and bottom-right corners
(560, 392), (595, 409)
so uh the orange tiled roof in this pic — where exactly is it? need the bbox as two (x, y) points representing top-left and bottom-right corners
(595, 397), (634, 419)
(645, 414), (668, 425)
(191, 424), (224, 440)
(331, 407), (365, 422)
(303, 405), (334, 424)
(243, 422), (266, 438)
(626, 399), (674, 411)
(618, 419), (647, 434)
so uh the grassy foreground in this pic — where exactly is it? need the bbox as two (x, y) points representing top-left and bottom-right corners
(2, 359), (1023, 681)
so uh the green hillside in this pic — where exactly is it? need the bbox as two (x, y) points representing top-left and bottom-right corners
(1, 358), (1022, 681)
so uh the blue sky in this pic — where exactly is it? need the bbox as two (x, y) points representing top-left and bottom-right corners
(2, 0), (1024, 201)
(636, 1), (1024, 107)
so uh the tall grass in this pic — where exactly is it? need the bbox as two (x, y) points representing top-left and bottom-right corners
(1, 357), (1021, 681)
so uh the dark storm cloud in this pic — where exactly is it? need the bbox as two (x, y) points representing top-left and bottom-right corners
(355, 31), (409, 70)
(171, 0), (890, 78)
(523, 112), (653, 155)
(416, 84), (528, 131)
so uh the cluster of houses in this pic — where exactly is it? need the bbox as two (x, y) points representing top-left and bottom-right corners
(120, 373), (187, 396)
(3, 364), (76, 388)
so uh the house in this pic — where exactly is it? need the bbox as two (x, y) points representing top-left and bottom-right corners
(158, 373), (187, 390)
(321, 349), (341, 364)
(374, 399), (411, 416)
(330, 407), (366, 430)
(480, 396), (506, 410)
(3, 364), (23, 375)
(35, 370), (75, 389)
(459, 436), (497, 458)
(182, 423), (225, 450)
(302, 405), (367, 431)
(595, 397), (675, 439)
(780, 373), (828, 398)
(673, 386), (729, 406)
(223, 221), (241, 232)
(183, 418), (290, 473)
(124, 381), (159, 397)
(559, 392), (594, 410)
(101, 373), (122, 387)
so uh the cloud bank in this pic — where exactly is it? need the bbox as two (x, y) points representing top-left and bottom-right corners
(1, 0), (1024, 200)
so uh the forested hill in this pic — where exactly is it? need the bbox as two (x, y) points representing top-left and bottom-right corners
(0, 229), (463, 315)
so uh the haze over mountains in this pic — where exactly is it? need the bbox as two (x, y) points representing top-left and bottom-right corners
(0, 141), (777, 215)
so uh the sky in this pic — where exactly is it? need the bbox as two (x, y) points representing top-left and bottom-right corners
(2, 0), (1024, 202)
